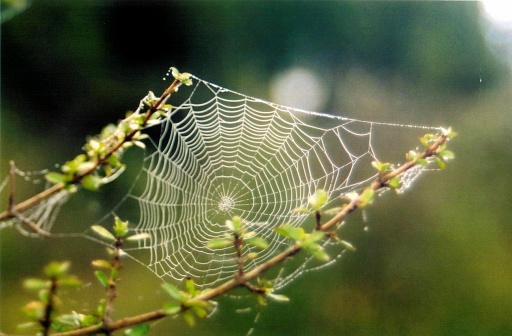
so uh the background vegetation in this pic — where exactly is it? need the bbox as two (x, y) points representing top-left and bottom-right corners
(2, 1), (512, 335)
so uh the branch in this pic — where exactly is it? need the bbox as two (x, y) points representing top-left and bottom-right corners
(49, 131), (452, 336)
(321, 132), (449, 232)
(0, 79), (181, 223)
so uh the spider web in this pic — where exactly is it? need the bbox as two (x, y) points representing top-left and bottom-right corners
(101, 75), (440, 290)
(1, 75), (442, 292)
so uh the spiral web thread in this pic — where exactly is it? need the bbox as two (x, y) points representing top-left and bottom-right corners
(103, 75), (442, 290)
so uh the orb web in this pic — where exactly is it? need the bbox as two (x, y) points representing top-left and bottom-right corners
(103, 75), (441, 289)
(1, 74), (442, 290)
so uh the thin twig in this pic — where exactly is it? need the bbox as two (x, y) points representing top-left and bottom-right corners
(234, 234), (244, 277)
(11, 212), (51, 237)
(103, 238), (122, 331)
(8, 161), (15, 211)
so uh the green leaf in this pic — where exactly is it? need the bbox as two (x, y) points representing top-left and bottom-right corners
(308, 189), (329, 211)
(95, 271), (109, 288)
(441, 127), (457, 138)
(58, 275), (82, 288)
(256, 294), (267, 306)
(162, 283), (183, 301)
(17, 322), (37, 330)
(371, 161), (390, 172)
(97, 299), (106, 317)
(61, 154), (87, 174)
(171, 67), (180, 79)
(306, 244), (330, 262)
(100, 123), (117, 139)
(22, 301), (45, 320)
(126, 233), (151, 241)
(406, 150), (417, 161)
(266, 292), (290, 302)
(416, 158), (428, 166)
(191, 306), (207, 319)
(304, 230), (325, 245)
(45, 172), (65, 184)
(108, 154), (121, 168)
(23, 278), (49, 290)
(229, 216), (244, 232)
(81, 175), (102, 191)
(388, 176), (400, 189)
(44, 261), (70, 277)
(91, 259), (112, 269)
(124, 324), (150, 336)
(66, 184), (78, 193)
(275, 224), (304, 241)
(77, 161), (97, 176)
(91, 225), (116, 241)
(111, 267), (119, 281)
(113, 217), (129, 237)
(163, 301), (182, 315)
(183, 310), (195, 327)
(56, 313), (83, 327)
(206, 238), (233, 249)
(245, 236), (269, 250)
(133, 141), (146, 150)
(435, 156), (446, 170)
(185, 278), (196, 296)
(439, 150), (454, 160)
(358, 188), (374, 208)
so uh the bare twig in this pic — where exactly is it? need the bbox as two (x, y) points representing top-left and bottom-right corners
(8, 161), (15, 211)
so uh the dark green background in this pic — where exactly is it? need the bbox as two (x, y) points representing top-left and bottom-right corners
(2, 1), (512, 335)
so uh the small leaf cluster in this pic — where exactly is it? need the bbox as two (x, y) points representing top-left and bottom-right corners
(44, 77), (186, 192)
(294, 189), (329, 214)
(21, 261), (84, 333)
(44, 118), (145, 192)
(275, 224), (329, 262)
(207, 216), (269, 257)
(91, 217), (150, 243)
(91, 217), (150, 288)
(162, 279), (214, 327)
(418, 127), (457, 169)
(371, 161), (400, 190)
(251, 279), (290, 306)
(170, 67), (193, 88)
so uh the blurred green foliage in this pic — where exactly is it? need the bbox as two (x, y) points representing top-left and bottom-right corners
(2, 1), (512, 335)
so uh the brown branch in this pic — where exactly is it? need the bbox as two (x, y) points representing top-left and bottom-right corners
(8, 161), (15, 211)
(0, 79), (180, 224)
(49, 132), (451, 336)
(320, 133), (448, 232)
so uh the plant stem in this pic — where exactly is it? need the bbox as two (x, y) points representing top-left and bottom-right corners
(42, 276), (58, 336)
(0, 80), (180, 224)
